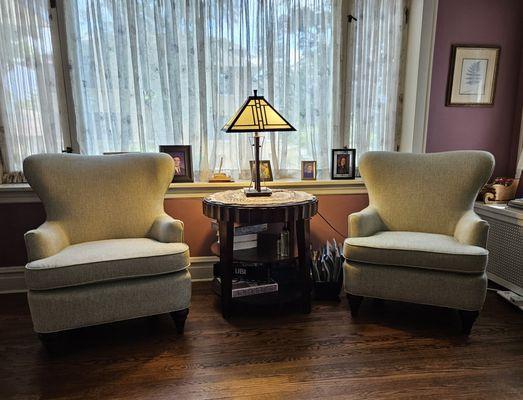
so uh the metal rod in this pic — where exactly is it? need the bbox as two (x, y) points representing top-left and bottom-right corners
(254, 133), (261, 192)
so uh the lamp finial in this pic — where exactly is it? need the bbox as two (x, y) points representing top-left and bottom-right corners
(253, 89), (258, 97)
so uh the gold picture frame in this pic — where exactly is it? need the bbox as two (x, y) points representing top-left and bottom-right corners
(446, 45), (500, 106)
(249, 160), (273, 182)
(301, 161), (317, 180)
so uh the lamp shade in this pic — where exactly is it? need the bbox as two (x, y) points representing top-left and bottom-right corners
(222, 90), (296, 133)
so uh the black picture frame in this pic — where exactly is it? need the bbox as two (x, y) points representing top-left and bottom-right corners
(159, 145), (194, 183)
(249, 160), (273, 182)
(446, 44), (500, 107)
(331, 148), (356, 180)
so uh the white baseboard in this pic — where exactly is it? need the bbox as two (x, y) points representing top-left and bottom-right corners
(0, 266), (26, 294)
(188, 256), (217, 281)
(0, 256), (217, 294)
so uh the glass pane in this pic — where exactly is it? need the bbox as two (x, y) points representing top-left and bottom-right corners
(0, 0), (63, 173)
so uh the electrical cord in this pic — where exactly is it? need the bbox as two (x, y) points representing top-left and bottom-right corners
(317, 211), (346, 239)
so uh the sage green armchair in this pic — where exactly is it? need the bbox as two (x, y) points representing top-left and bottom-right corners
(344, 151), (494, 334)
(23, 153), (191, 343)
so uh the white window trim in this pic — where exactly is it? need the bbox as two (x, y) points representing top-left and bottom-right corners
(400, 0), (439, 153)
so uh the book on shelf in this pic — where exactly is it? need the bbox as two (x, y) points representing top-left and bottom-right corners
(232, 240), (257, 251)
(216, 233), (258, 250)
(212, 277), (278, 298)
(211, 221), (268, 236)
(234, 233), (257, 243)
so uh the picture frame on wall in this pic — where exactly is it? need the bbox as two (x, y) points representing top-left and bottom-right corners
(331, 148), (356, 180)
(159, 145), (194, 182)
(446, 45), (500, 106)
(249, 160), (273, 182)
(301, 161), (317, 180)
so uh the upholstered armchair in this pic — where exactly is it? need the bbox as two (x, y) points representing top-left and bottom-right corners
(344, 151), (494, 334)
(23, 153), (191, 343)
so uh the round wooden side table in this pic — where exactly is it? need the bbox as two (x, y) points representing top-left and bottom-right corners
(202, 189), (318, 318)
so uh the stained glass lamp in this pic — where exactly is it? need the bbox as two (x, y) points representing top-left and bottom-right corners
(222, 90), (296, 196)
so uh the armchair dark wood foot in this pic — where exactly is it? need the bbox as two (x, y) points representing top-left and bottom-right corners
(347, 294), (364, 317)
(170, 308), (189, 334)
(459, 310), (479, 335)
(38, 332), (68, 353)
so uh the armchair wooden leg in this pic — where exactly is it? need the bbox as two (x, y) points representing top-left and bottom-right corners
(38, 331), (68, 353)
(459, 310), (479, 335)
(347, 294), (364, 317)
(170, 308), (189, 334)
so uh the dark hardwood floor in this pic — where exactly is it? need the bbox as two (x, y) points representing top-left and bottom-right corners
(1, 283), (522, 400)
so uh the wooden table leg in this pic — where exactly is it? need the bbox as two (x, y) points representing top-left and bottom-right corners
(219, 221), (234, 318)
(296, 218), (312, 314)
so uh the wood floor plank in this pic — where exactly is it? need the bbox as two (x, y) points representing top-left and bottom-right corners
(0, 283), (522, 399)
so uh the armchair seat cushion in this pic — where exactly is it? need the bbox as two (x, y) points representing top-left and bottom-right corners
(25, 238), (190, 290)
(344, 231), (487, 274)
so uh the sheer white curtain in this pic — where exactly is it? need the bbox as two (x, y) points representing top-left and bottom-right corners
(517, 108), (523, 178)
(65, 0), (341, 180)
(0, 0), (63, 176)
(344, 0), (406, 158)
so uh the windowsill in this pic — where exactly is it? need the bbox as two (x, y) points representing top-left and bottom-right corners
(0, 178), (367, 203)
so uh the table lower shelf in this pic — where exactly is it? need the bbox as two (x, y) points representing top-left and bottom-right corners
(214, 280), (309, 314)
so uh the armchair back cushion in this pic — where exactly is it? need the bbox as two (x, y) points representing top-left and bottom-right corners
(359, 151), (494, 235)
(24, 153), (174, 245)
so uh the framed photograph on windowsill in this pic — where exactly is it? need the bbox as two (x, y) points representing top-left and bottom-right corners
(159, 145), (194, 182)
(331, 148), (356, 180)
(249, 160), (273, 182)
(446, 45), (500, 106)
(301, 161), (317, 180)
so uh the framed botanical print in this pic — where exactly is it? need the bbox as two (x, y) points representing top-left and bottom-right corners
(446, 45), (500, 106)
(159, 145), (194, 182)
(331, 148), (356, 180)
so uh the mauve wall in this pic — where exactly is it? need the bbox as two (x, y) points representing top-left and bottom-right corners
(426, 0), (523, 177)
(0, 194), (369, 268)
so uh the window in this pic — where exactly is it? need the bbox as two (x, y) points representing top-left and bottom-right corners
(0, 0), (407, 182)
(0, 0), (64, 176)
(346, 0), (406, 155)
(65, 0), (341, 180)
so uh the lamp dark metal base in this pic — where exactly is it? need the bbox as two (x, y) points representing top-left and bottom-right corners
(244, 187), (272, 197)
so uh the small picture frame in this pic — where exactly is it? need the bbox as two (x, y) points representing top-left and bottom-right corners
(331, 148), (356, 180)
(249, 160), (273, 182)
(301, 161), (317, 180)
(446, 45), (500, 106)
(159, 145), (194, 182)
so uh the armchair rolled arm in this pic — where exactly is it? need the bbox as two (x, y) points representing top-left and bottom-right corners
(149, 214), (185, 243)
(349, 206), (386, 238)
(24, 221), (69, 262)
(454, 210), (489, 248)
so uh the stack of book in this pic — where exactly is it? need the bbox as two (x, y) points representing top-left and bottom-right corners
(213, 262), (278, 298)
(212, 276), (279, 298)
(508, 198), (523, 210)
(211, 221), (267, 251)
